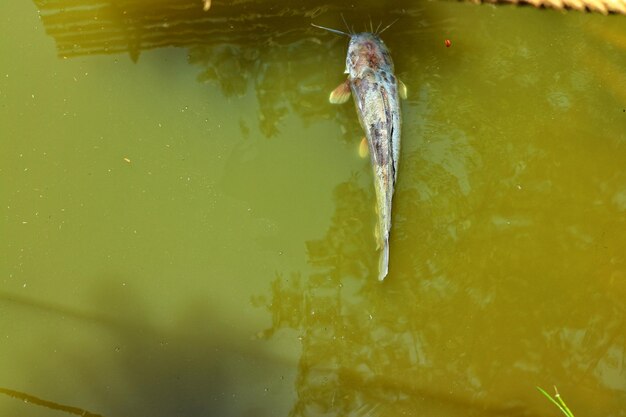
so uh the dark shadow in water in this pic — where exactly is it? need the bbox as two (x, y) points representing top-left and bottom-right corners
(31, 0), (455, 138)
(32, 0), (447, 58)
(1, 283), (295, 417)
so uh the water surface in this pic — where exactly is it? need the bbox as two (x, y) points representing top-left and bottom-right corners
(1, 1), (626, 416)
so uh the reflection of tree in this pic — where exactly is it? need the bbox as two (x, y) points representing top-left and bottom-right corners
(256, 107), (626, 415)
(32, 0), (626, 60)
(188, 39), (349, 137)
(33, 0), (420, 59)
(32, 0), (626, 139)
(33, 0), (414, 137)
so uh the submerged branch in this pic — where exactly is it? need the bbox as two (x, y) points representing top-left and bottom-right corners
(0, 387), (105, 417)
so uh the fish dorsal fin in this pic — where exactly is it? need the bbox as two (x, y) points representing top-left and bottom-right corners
(329, 80), (351, 104)
(398, 79), (408, 100)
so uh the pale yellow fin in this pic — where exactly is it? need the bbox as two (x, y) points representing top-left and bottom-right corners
(359, 137), (369, 158)
(329, 80), (351, 104)
(374, 225), (381, 249)
(378, 239), (389, 281)
(398, 79), (408, 100)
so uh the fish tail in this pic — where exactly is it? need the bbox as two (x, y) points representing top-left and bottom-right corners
(378, 238), (389, 281)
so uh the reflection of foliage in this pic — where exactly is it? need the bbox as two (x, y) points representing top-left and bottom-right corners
(32, 0), (377, 138)
(257, 175), (530, 416)
(190, 44), (260, 97)
(33, 0), (626, 139)
(31, 0), (412, 59)
(188, 38), (351, 137)
(256, 88), (626, 414)
(259, 174), (376, 339)
(304, 176), (376, 277)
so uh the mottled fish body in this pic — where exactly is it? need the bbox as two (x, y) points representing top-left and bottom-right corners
(314, 24), (405, 281)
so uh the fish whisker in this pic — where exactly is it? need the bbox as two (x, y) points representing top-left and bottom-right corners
(340, 13), (353, 35)
(310, 23), (351, 37)
(378, 18), (399, 35)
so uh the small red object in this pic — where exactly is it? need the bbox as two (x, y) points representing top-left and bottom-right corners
(445, 39), (451, 48)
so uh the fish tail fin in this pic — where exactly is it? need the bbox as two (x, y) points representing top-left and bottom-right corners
(378, 238), (389, 281)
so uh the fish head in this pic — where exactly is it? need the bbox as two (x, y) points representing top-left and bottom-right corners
(345, 32), (394, 77)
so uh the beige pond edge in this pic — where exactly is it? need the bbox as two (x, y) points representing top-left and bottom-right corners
(467, 0), (626, 15)
(203, 0), (626, 16)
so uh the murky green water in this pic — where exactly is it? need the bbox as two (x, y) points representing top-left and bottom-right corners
(2, 1), (626, 416)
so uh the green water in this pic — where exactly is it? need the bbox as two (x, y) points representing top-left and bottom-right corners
(1, 1), (626, 416)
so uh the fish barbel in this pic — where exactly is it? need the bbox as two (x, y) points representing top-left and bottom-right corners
(313, 22), (406, 281)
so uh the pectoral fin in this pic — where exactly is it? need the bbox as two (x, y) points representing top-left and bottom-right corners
(398, 79), (408, 100)
(329, 80), (351, 104)
(359, 137), (369, 158)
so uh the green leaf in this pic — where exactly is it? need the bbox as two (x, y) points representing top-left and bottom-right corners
(536, 386), (574, 417)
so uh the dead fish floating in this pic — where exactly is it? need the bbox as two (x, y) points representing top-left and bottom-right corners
(312, 20), (407, 281)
